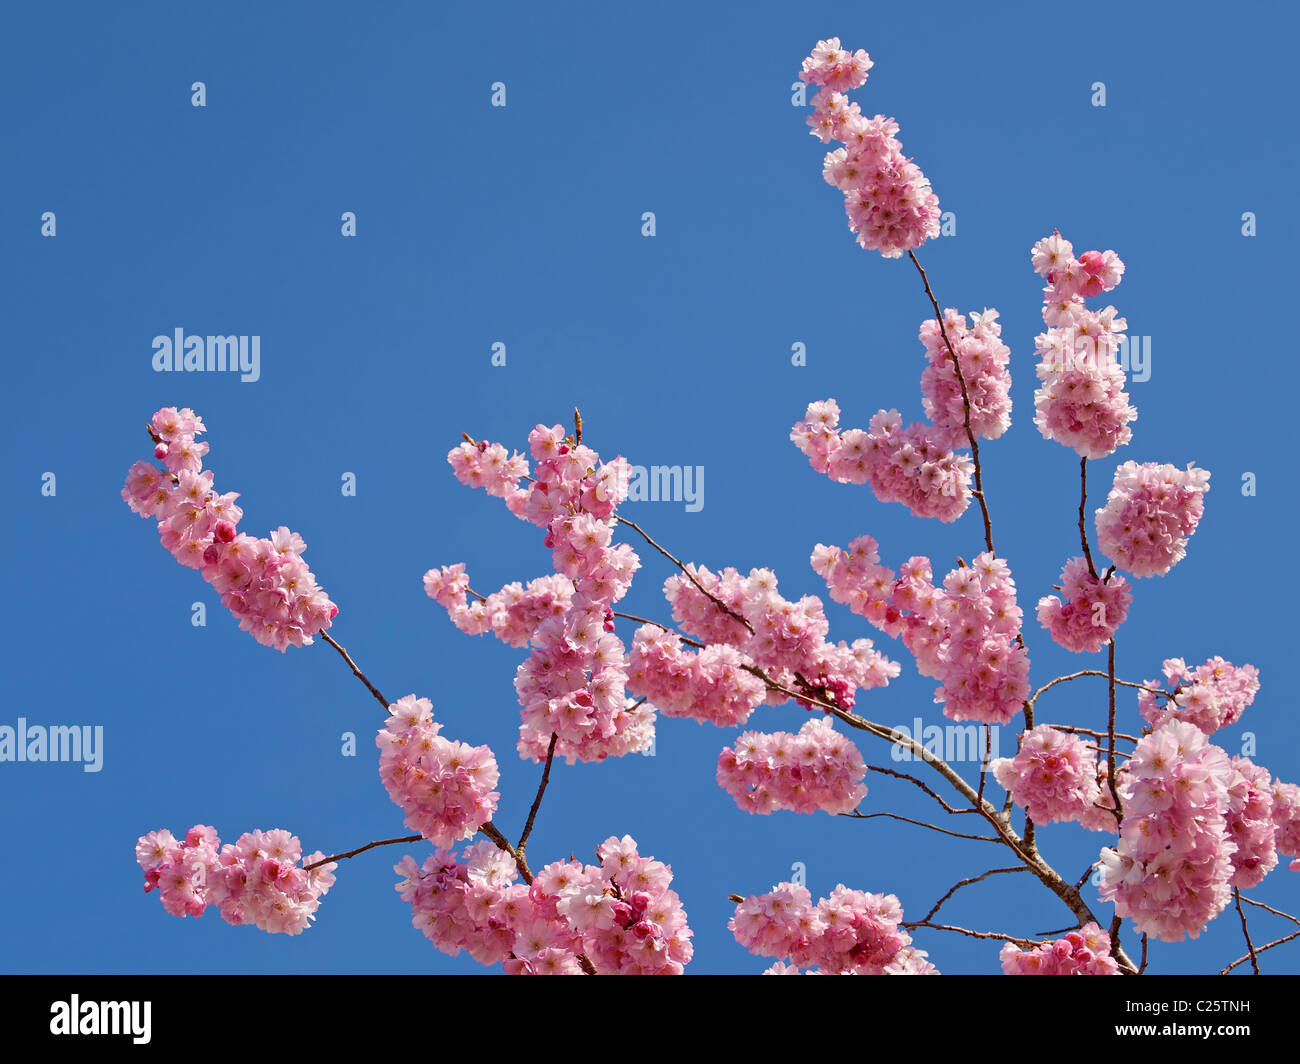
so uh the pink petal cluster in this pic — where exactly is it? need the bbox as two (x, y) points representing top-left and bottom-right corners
(731, 882), (936, 974)
(1270, 781), (1300, 873)
(919, 308), (1013, 451)
(999, 923), (1118, 975)
(136, 824), (336, 935)
(1029, 233), (1135, 458)
(791, 400), (973, 522)
(431, 424), (653, 764)
(798, 37), (873, 91)
(1138, 657), (1259, 734)
(394, 835), (693, 974)
(425, 567), (573, 647)
(990, 725), (1113, 829)
(1095, 460), (1210, 578)
(1037, 556), (1132, 653)
(652, 563), (899, 719)
(1097, 720), (1237, 942)
(814, 536), (1030, 724)
(123, 407), (338, 651)
(1224, 757), (1279, 888)
(800, 39), (939, 257)
(628, 626), (768, 726)
(377, 695), (500, 848)
(717, 717), (867, 815)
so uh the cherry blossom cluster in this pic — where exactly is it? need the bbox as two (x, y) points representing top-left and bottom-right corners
(430, 425), (653, 764)
(1029, 233), (1136, 459)
(394, 835), (693, 974)
(1095, 460), (1210, 578)
(1097, 720), (1237, 941)
(716, 717), (868, 815)
(123, 407), (338, 652)
(1037, 556), (1133, 653)
(800, 38), (940, 257)
(990, 725), (1114, 830)
(628, 626), (768, 726)
(1137, 656), (1259, 734)
(424, 566), (573, 648)
(814, 536), (1030, 724)
(654, 563), (899, 715)
(136, 825), (336, 935)
(791, 400), (973, 522)
(1271, 781), (1300, 873)
(999, 923), (1119, 975)
(1224, 757), (1280, 889)
(919, 308), (1013, 452)
(377, 695), (501, 848)
(731, 881), (936, 974)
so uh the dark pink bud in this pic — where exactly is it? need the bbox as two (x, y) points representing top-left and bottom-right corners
(214, 520), (237, 543)
(154, 443), (169, 459)
(631, 920), (659, 939)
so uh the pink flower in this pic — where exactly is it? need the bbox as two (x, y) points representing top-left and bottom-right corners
(1095, 461), (1211, 578)
(1000, 923), (1118, 975)
(1037, 557), (1132, 653)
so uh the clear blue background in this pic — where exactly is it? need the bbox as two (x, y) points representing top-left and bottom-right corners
(2, 1), (1296, 975)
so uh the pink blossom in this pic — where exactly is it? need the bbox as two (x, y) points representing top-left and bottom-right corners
(1037, 557), (1132, 653)
(1095, 461), (1210, 578)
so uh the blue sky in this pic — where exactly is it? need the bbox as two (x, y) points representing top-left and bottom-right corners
(1, 1), (1297, 975)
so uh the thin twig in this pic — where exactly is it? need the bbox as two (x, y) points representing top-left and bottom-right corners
(518, 732), (559, 854)
(907, 921), (1038, 947)
(1029, 670), (1168, 709)
(908, 250), (994, 555)
(1106, 639), (1123, 822)
(839, 810), (999, 843)
(1234, 888), (1260, 974)
(304, 834), (422, 871)
(613, 517), (753, 633)
(1220, 930), (1300, 975)
(612, 611), (706, 649)
(1079, 457), (1098, 578)
(863, 763), (979, 816)
(320, 630), (390, 711)
(910, 867), (1026, 926)
(1239, 896), (1300, 927)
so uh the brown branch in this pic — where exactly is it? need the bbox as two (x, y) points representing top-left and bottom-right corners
(863, 763), (979, 816)
(839, 809), (999, 843)
(1049, 724), (1140, 746)
(1140, 934), (1148, 974)
(1106, 639), (1123, 822)
(612, 611), (706, 649)
(303, 834), (422, 870)
(1028, 669), (1168, 709)
(517, 732), (559, 854)
(907, 250), (994, 555)
(1234, 888), (1260, 975)
(1239, 895), (1300, 927)
(1219, 930), (1300, 975)
(907, 921), (1039, 947)
(909, 867), (1027, 926)
(1079, 457), (1098, 578)
(613, 517), (753, 634)
(320, 630), (390, 711)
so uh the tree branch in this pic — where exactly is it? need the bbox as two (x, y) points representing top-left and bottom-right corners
(320, 630), (390, 711)
(303, 834), (422, 871)
(908, 249), (994, 555)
